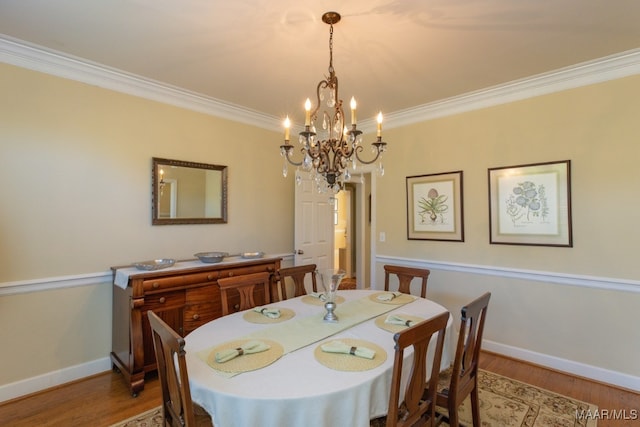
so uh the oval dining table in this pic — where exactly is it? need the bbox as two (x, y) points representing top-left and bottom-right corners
(184, 289), (452, 427)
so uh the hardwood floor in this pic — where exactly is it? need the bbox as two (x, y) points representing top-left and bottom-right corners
(479, 352), (639, 427)
(0, 370), (162, 426)
(0, 351), (637, 426)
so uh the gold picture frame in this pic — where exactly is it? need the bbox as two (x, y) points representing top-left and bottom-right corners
(488, 160), (572, 247)
(406, 171), (464, 241)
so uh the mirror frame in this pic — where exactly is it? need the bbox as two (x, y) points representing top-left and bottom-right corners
(152, 157), (228, 225)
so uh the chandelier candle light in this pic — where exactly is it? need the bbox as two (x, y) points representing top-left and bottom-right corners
(280, 11), (388, 194)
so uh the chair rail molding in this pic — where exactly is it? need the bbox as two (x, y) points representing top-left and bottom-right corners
(376, 254), (640, 392)
(0, 252), (296, 296)
(375, 255), (640, 294)
(0, 272), (112, 296)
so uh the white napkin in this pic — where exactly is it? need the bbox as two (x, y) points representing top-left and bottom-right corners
(253, 306), (281, 319)
(215, 340), (271, 363)
(309, 292), (327, 301)
(377, 291), (403, 301)
(385, 314), (414, 327)
(320, 340), (376, 359)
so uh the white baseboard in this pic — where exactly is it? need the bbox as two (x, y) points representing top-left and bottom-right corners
(2, 341), (637, 404)
(0, 356), (112, 403)
(483, 339), (640, 393)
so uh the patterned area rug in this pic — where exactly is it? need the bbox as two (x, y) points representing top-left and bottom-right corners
(373, 370), (597, 427)
(109, 407), (163, 426)
(110, 370), (598, 427)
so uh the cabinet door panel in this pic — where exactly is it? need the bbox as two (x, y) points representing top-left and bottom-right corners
(142, 291), (185, 370)
(221, 287), (269, 314)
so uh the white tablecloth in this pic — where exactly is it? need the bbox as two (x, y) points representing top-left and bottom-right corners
(185, 290), (452, 427)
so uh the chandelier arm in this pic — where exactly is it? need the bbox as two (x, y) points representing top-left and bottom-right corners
(320, 151), (331, 174)
(354, 142), (387, 165)
(334, 151), (347, 174)
(334, 140), (353, 161)
(311, 79), (329, 123)
(305, 139), (322, 160)
(327, 143), (339, 176)
(284, 149), (304, 167)
(333, 99), (344, 141)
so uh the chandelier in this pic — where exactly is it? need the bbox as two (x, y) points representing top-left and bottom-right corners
(279, 11), (387, 194)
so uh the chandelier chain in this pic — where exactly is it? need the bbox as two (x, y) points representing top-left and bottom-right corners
(328, 24), (334, 74)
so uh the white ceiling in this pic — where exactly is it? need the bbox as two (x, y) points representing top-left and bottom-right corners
(1, 0), (639, 128)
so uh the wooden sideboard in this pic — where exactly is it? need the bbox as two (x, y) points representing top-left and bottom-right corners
(111, 256), (282, 396)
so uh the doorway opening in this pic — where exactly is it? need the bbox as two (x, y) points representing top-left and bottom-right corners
(333, 175), (371, 289)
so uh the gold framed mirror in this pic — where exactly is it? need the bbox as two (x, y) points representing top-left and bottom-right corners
(152, 157), (228, 225)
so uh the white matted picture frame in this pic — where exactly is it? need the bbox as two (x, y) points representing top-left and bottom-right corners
(406, 171), (464, 241)
(488, 160), (572, 247)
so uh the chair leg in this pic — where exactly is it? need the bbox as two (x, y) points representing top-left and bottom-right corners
(448, 401), (460, 427)
(470, 387), (481, 427)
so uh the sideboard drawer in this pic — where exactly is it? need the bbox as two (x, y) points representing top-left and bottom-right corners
(143, 276), (184, 292)
(142, 271), (219, 292)
(218, 263), (275, 279)
(144, 290), (185, 308)
(187, 271), (220, 284)
(184, 286), (221, 334)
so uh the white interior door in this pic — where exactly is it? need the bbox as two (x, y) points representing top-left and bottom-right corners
(294, 173), (334, 274)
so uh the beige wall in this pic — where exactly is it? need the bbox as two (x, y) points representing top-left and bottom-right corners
(375, 75), (640, 383)
(377, 76), (640, 278)
(1, 284), (111, 381)
(1, 62), (639, 396)
(0, 63), (293, 386)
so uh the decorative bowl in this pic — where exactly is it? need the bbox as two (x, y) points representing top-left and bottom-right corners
(194, 252), (229, 263)
(133, 258), (176, 271)
(240, 251), (265, 259)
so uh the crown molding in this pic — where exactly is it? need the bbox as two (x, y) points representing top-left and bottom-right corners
(0, 35), (281, 132)
(377, 48), (640, 130)
(2, 35), (639, 132)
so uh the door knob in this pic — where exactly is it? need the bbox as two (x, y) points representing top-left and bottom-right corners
(296, 249), (304, 255)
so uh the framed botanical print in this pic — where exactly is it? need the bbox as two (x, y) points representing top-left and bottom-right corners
(406, 171), (464, 241)
(488, 160), (572, 247)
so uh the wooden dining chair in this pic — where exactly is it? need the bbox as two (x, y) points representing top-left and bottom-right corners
(384, 265), (430, 298)
(147, 310), (213, 427)
(383, 311), (450, 427)
(276, 264), (317, 300)
(217, 271), (271, 315)
(434, 292), (491, 427)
